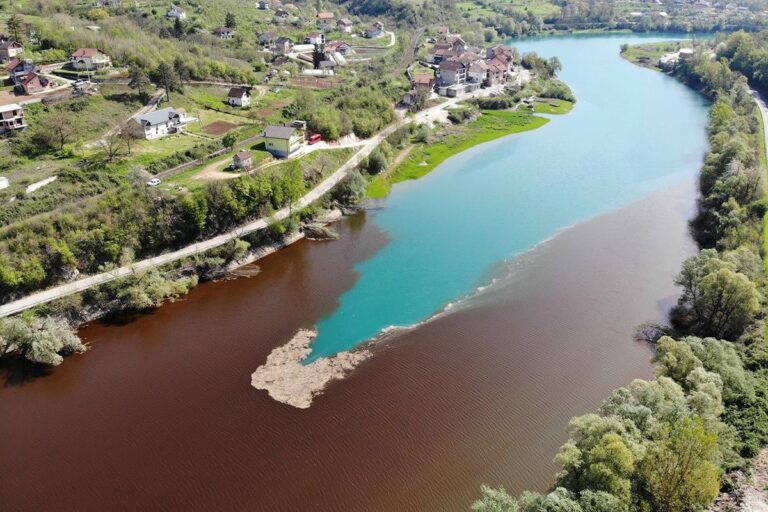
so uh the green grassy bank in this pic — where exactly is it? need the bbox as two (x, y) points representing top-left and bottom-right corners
(367, 110), (551, 199)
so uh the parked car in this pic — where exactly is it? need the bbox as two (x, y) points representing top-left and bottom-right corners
(308, 133), (322, 145)
(147, 178), (162, 187)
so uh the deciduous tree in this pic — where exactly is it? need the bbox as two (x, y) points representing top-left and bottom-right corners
(639, 418), (721, 512)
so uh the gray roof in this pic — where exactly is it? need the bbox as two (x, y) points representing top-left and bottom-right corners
(264, 125), (296, 139)
(136, 107), (180, 126)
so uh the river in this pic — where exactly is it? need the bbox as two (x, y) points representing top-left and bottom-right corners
(0, 34), (708, 511)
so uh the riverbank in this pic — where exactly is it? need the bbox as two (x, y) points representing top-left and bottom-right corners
(367, 107), (563, 199)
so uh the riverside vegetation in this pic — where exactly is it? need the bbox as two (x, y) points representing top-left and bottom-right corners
(472, 32), (768, 512)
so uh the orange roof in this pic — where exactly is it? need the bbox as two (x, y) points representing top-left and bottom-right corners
(318, 11), (335, 19)
(71, 48), (101, 58)
(413, 75), (434, 84)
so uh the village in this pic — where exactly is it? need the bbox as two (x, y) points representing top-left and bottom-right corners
(0, 6), (529, 203)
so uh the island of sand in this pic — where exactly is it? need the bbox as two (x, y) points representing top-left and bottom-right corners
(251, 329), (370, 408)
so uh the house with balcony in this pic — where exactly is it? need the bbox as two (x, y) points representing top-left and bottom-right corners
(0, 40), (23, 62)
(69, 48), (112, 71)
(0, 103), (27, 133)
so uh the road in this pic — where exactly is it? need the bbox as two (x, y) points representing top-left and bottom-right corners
(397, 27), (426, 74)
(752, 89), (768, 158)
(0, 85), (504, 318)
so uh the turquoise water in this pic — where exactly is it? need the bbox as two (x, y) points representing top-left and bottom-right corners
(306, 34), (710, 361)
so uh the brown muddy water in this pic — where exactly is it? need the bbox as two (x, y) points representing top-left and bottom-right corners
(0, 179), (697, 512)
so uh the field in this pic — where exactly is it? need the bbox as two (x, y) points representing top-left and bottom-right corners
(465, 0), (561, 17)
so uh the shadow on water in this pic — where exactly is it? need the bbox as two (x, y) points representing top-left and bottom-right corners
(96, 309), (157, 327)
(0, 356), (53, 387)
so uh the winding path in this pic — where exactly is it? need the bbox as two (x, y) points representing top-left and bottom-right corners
(0, 86), (502, 318)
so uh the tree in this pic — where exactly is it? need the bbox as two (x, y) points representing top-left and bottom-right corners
(674, 250), (761, 339)
(173, 17), (185, 38)
(128, 66), (151, 99)
(578, 491), (625, 512)
(0, 315), (86, 366)
(44, 109), (82, 151)
(548, 56), (562, 76)
(6, 14), (23, 43)
(99, 131), (123, 162)
(365, 149), (388, 174)
(639, 418), (721, 512)
(173, 56), (191, 82)
(471, 485), (518, 512)
(409, 89), (430, 112)
(284, 164), (305, 214)
(222, 132), (238, 149)
(118, 124), (138, 155)
(153, 62), (181, 101)
(225, 12), (236, 29)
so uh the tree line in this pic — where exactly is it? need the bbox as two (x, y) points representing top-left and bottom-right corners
(472, 33), (768, 512)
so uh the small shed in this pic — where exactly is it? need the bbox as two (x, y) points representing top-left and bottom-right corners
(233, 151), (254, 170)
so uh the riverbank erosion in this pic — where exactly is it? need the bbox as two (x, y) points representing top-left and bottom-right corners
(250, 329), (370, 409)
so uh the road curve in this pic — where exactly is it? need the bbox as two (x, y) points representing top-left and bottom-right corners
(0, 88), (499, 318)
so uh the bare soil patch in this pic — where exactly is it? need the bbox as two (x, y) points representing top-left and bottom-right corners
(203, 120), (239, 135)
(291, 76), (345, 89)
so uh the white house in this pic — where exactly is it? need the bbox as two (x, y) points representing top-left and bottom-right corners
(167, 5), (187, 19)
(0, 40), (23, 62)
(69, 48), (112, 70)
(305, 32), (325, 45)
(227, 87), (250, 107)
(132, 107), (192, 140)
(0, 103), (26, 133)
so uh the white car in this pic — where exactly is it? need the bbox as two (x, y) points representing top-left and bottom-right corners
(147, 178), (162, 187)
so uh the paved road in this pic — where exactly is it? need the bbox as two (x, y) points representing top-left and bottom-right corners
(0, 85), (503, 317)
(752, 89), (768, 157)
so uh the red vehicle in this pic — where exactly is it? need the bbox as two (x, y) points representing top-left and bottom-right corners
(307, 133), (322, 145)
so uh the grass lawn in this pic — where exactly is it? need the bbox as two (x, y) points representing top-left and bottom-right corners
(494, 0), (560, 17)
(266, 147), (355, 178)
(183, 85), (255, 117)
(620, 41), (687, 71)
(534, 99), (574, 115)
(126, 132), (207, 168)
(166, 142), (272, 190)
(367, 110), (551, 199)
